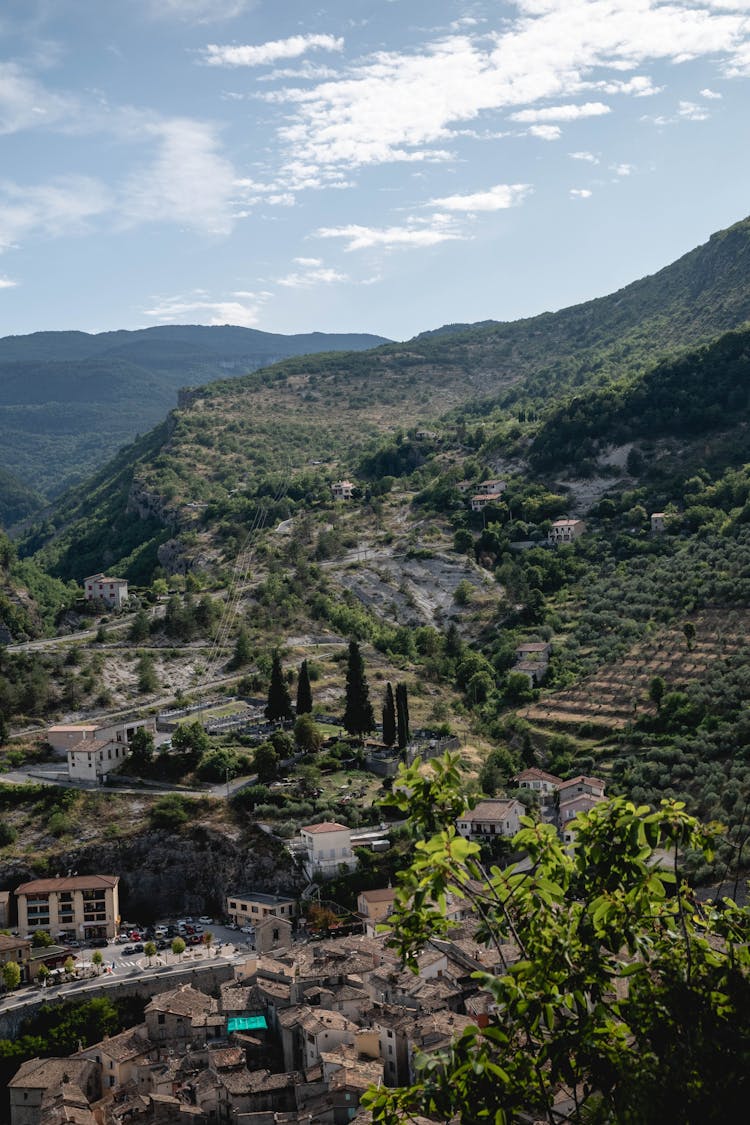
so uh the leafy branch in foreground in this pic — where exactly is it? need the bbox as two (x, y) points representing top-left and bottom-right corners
(362, 753), (750, 1125)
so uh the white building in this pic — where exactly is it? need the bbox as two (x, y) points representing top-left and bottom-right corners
(651, 512), (666, 533)
(548, 519), (586, 545)
(84, 573), (129, 609)
(331, 480), (355, 501)
(456, 799), (524, 840)
(297, 822), (357, 879)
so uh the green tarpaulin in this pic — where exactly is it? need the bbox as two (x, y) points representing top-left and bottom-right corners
(227, 1015), (268, 1032)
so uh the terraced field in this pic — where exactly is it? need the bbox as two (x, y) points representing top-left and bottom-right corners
(523, 608), (750, 736)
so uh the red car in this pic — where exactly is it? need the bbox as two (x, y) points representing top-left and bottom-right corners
(129, 930), (141, 941)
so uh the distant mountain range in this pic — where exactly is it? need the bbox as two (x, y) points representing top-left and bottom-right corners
(0, 325), (391, 512)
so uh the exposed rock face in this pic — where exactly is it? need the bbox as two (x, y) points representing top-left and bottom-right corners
(126, 477), (177, 526)
(0, 825), (299, 922)
(157, 537), (214, 576)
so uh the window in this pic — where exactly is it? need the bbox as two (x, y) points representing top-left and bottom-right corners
(158, 1014), (165, 1025)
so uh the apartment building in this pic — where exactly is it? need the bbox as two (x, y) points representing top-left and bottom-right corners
(15, 874), (120, 940)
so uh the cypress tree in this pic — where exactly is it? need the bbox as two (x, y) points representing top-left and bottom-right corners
(296, 659), (313, 715)
(232, 626), (252, 669)
(396, 681), (410, 750)
(266, 653), (293, 722)
(343, 640), (375, 736)
(382, 682), (396, 747)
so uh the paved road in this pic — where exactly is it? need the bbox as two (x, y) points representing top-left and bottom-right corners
(0, 923), (255, 1014)
(0, 763), (258, 799)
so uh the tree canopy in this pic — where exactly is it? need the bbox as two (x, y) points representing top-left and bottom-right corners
(343, 640), (375, 736)
(363, 753), (750, 1125)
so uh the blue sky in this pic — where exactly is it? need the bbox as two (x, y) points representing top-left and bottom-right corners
(1, 0), (749, 341)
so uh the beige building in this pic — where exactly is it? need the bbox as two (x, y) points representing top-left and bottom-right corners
(357, 888), (396, 936)
(83, 573), (129, 609)
(76, 1025), (154, 1093)
(297, 822), (357, 879)
(67, 738), (130, 782)
(0, 888), (9, 928)
(225, 890), (297, 926)
(651, 512), (667, 532)
(548, 518), (586, 545)
(470, 491), (505, 511)
(0, 932), (32, 983)
(15, 874), (120, 941)
(456, 798), (524, 840)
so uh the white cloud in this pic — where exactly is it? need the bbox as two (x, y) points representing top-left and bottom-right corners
(0, 276), (17, 288)
(201, 34), (344, 68)
(146, 1), (254, 22)
(315, 222), (464, 252)
(0, 175), (111, 252)
(429, 183), (531, 211)
(700, 87), (723, 98)
(511, 101), (611, 123)
(142, 291), (268, 327)
(120, 118), (237, 234)
(528, 124), (561, 140)
(570, 188), (592, 198)
(569, 150), (599, 163)
(277, 265), (348, 287)
(267, 3), (750, 183)
(590, 75), (662, 97)
(611, 162), (634, 176)
(0, 62), (75, 135)
(678, 100), (710, 120)
(293, 257), (322, 267)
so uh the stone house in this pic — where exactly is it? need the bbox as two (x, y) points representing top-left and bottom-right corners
(145, 985), (224, 1049)
(331, 480), (355, 501)
(9, 1058), (99, 1125)
(456, 798), (524, 840)
(548, 519), (586, 545)
(67, 738), (130, 783)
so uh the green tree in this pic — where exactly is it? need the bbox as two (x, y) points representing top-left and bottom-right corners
(171, 937), (186, 959)
(31, 931), (53, 948)
(296, 659), (313, 715)
(396, 681), (410, 751)
(137, 652), (158, 694)
(232, 626), (252, 669)
(36, 964), (50, 987)
(1, 960), (21, 991)
(649, 674), (666, 711)
(171, 720), (209, 758)
(144, 941), (156, 964)
(63, 956), (75, 977)
(129, 727), (154, 771)
(344, 640), (375, 736)
(91, 950), (103, 976)
(382, 682), (397, 747)
(364, 754), (750, 1125)
(129, 609), (150, 643)
(254, 742), (279, 783)
(266, 652), (293, 722)
(294, 713), (323, 754)
(203, 931), (214, 954)
(684, 620), (696, 651)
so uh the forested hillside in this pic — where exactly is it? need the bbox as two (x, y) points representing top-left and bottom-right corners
(0, 324), (390, 503)
(19, 214), (750, 582)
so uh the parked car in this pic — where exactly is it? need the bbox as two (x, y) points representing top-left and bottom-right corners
(122, 945), (136, 955)
(117, 933), (130, 944)
(184, 925), (195, 935)
(241, 925), (255, 935)
(156, 939), (168, 950)
(198, 916), (213, 925)
(132, 943), (144, 953)
(188, 934), (202, 945)
(91, 937), (109, 948)
(226, 922), (238, 930)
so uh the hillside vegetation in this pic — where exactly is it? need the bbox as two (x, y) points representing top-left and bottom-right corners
(0, 324), (390, 504)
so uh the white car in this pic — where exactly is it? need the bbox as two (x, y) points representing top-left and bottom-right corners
(198, 916), (213, 925)
(240, 925), (255, 935)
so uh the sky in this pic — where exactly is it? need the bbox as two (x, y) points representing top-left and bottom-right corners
(1, 0), (750, 342)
